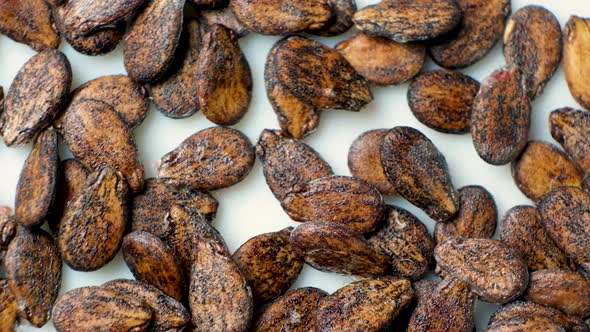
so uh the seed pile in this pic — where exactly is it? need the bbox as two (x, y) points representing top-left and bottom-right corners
(0, 0), (588, 331)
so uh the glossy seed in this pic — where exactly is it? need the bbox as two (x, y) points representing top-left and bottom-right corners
(199, 6), (250, 38)
(550, 107), (590, 177)
(48, 159), (89, 234)
(0, 0), (60, 51)
(61, 0), (145, 36)
(308, 0), (356, 36)
(564, 16), (590, 110)
(0, 280), (17, 332)
(489, 301), (589, 332)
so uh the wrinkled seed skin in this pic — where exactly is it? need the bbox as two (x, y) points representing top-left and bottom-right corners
(539, 186), (590, 273)
(61, 0), (145, 36)
(429, 0), (511, 69)
(336, 33), (426, 86)
(253, 287), (327, 332)
(0, 49), (71, 146)
(550, 107), (590, 177)
(564, 16), (590, 110)
(162, 205), (205, 276)
(0, 0), (60, 51)
(315, 277), (414, 332)
(0, 207), (16, 252)
(5, 228), (61, 327)
(200, 6), (250, 38)
(256, 129), (333, 200)
(434, 185), (497, 244)
(408, 70), (480, 134)
(487, 315), (568, 332)
(158, 126), (255, 191)
(389, 280), (439, 332)
(504, 5), (563, 99)
(281, 176), (385, 235)
(353, 0), (461, 43)
(289, 222), (390, 277)
(48, 159), (89, 234)
(0, 280), (17, 332)
(308, 0), (356, 36)
(196, 25), (252, 125)
(368, 206), (434, 280)
(434, 238), (529, 304)
(57, 167), (129, 271)
(15, 127), (58, 228)
(471, 65), (532, 165)
(489, 301), (589, 332)
(381, 126), (459, 222)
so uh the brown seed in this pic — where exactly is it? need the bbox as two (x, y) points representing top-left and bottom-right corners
(504, 6), (562, 99)
(429, 0), (511, 69)
(408, 277), (475, 332)
(0, 86), (4, 114)
(367, 206), (434, 280)
(158, 127), (255, 191)
(511, 141), (587, 202)
(0, 280), (17, 332)
(48, 159), (89, 234)
(58, 166), (128, 271)
(124, 0), (184, 83)
(308, 0), (356, 36)
(539, 186), (590, 273)
(353, 0), (461, 43)
(487, 315), (568, 332)
(489, 301), (589, 332)
(162, 205), (203, 275)
(347, 129), (397, 195)
(14, 127), (58, 228)
(550, 107), (590, 177)
(5, 228), (61, 327)
(270, 36), (373, 111)
(471, 65), (532, 165)
(59, 98), (145, 192)
(564, 16), (590, 110)
(289, 222), (390, 277)
(196, 24), (252, 125)
(52, 286), (152, 332)
(408, 70), (480, 134)
(381, 126), (459, 222)
(0, 207), (16, 252)
(190, 0), (224, 6)
(434, 185), (497, 243)
(122, 231), (184, 301)
(336, 33), (426, 86)
(0, 0), (59, 51)
(392, 280), (439, 330)
(281, 176), (385, 234)
(103, 279), (190, 332)
(199, 6), (250, 38)
(523, 269), (590, 318)
(315, 277), (413, 332)
(253, 287), (327, 332)
(230, 0), (332, 35)
(434, 238), (529, 304)
(0, 49), (71, 146)
(256, 129), (332, 200)
(61, 0), (145, 36)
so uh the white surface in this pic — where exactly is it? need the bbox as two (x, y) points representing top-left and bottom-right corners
(0, 0), (588, 330)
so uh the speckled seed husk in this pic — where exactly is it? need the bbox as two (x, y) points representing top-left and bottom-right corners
(0, 49), (71, 146)
(539, 186), (590, 273)
(353, 0), (461, 43)
(504, 6), (562, 99)
(0, 280), (17, 332)
(0, 0), (60, 51)
(336, 33), (426, 86)
(14, 127), (58, 228)
(429, 0), (511, 69)
(233, 227), (303, 305)
(564, 16), (590, 110)
(289, 222), (390, 277)
(408, 70), (480, 134)
(122, 231), (185, 301)
(434, 185), (497, 244)
(487, 315), (570, 331)
(199, 6), (250, 38)
(281, 176), (385, 234)
(157, 127), (255, 191)
(315, 277), (414, 332)
(162, 205), (203, 276)
(471, 65), (532, 165)
(308, 0), (356, 36)
(380, 126), (459, 222)
(367, 206), (434, 280)
(434, 238), (529, 304)
(256, 129), (333, 200)
(389, 280), (439, 332)
(48, 159), (89, 234)
(5, 228), (61, 327)
(550, 107), (590, 177)
(60, 0), (145, 36)
(489, 301), (589, 332)
(0, 207), (16, 254)
(57, 166), (128, 271)
(196, 24), (252, 126)
(500, 206), (575, 272)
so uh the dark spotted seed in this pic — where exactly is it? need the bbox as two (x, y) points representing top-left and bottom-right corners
(61, 0), (145, 36)
(48, 159), (89, 234)
(0, 280), (17, 332)
(199, 6), (250, 38)
(487, 315), (568, 331)
(489, 301), (589, 332)
(564, 16), (590, 110)
(389, 280), (439, 332)
(550, 107), (590, 177)
(308, 0), (356, 36)
(0, 0), (60, 51)
(162, 205), (202, 276)
(0, 207), (15, 253)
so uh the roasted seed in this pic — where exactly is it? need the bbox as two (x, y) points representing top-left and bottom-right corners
(5, 228), (61, 327)
(14, 127), (58, 228)
(308, 0), (356, 36)
(48, 159), (89, 234)
(0, 207), (15, 252)
(190, 0), (224, 6)
(196, 24), (252, 125)
(487, 315), (569, 332)
(353, 0), (461, 43)
(315, 277), (413, 332)
(434, 238), (529, 303)
(0, 0), (59, 51)
(161, 205), (201, 276)
(471, 65), (531, 165)
(408, 70), (480, 134)
(0, 49), (71, 146)
(564, 16), (590, 110)
(57, 166), (128, 271)
(381, 126), (459, 222)
(336, 33), (426, 86)
(489, 301), (589, 332)
(550, 107), (590, 177)
(0, 280), (17, 332)
(199, 6), (250, 38)
(391, 279), (439, 331)
(157, 127), (255, 191)
(290, 222), (390, 277)
(61, 0), (144, 36)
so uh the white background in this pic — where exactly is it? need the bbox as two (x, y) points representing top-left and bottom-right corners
(0, 0), (588, 330)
